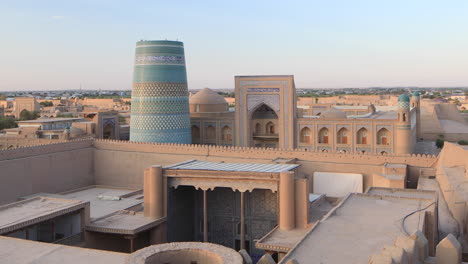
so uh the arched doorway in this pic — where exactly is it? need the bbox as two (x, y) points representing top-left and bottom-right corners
(318, 127), (329, 144)
(250, 104), (278, 148)
(221, 126), (232, 145)
(377, 128), (390, 145)
(206, 125), (216, 140)
(265, 122), (275, 135)
(103, 124), (114, 139)
(191, 125), (200, 143)
(337, 128), (348, 144)
(357, 128), (368, 145)
(300, 127), (311, 144)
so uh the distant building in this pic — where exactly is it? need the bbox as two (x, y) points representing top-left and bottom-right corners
(187, 76), (419, 155)
(0, 110), (123, 143)
(13, 97), (40, 118)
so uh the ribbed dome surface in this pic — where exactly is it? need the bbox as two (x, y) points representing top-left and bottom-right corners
(320, 108), (347, 119)
(190, 88), (227, 105)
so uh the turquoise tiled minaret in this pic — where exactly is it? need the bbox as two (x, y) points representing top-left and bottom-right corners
(130, 40), (191, 143)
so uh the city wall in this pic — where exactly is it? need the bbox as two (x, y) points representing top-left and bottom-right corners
(0, 139), (438, 205)
(435, 142), (468, 246)
(0, 137), (69, 150)
(93, 140), (438, 190)
(0, 139), (94, 205)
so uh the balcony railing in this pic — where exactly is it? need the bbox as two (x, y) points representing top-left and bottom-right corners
(253, 133), (279, 138)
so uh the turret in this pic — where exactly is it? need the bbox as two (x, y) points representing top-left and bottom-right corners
(395, 94), (412, 154)
(411, 92), (421, 140)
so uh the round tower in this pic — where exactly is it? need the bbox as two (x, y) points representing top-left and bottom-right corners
(130, 40), (191, 143)
(411, 91), (421, 140)
(395, 94), (411, 154)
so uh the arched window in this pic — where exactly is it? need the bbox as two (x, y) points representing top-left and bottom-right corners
(300, 127), (311, 144)
(402, 113), (407, 122)
(266, 122), (275, 134)
(337, 127), (348, 144)
(357, 128), (368, 145)
(318, 127), (329, 144)
(191, 125), (200, 142)
(221, 126), (232, 142)
(377, 128), (390, 145)
(206, 125), (216, 139)
(255, 123), (261, 135)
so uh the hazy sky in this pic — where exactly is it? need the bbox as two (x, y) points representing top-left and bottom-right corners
(1, 0), (468, 91)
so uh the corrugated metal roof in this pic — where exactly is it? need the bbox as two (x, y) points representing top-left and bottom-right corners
(165, 160), (299, 173)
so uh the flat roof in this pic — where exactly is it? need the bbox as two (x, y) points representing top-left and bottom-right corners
(17, 118), (85, 123)
(0, 236), (126, 264)
(280, 193), (435, 264)
(366, 187), (436, 200)
(59, 186), (143, 220)
(333, 105), (368, 110)
(257, 226), (311, 253)
(86, 211), (165, 235)
(0, 197), (87, 235)
(368, 111), (398, 119)
(165, 160), (300, 173)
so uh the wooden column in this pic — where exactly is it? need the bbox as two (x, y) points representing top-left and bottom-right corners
(203, 189), (208, 242)
(130, 237), (134, 253)
(240, 191), (246, 250)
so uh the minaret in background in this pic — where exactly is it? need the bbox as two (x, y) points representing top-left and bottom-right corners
(395, 93), (412, 154)
(130, 40), (191, 143)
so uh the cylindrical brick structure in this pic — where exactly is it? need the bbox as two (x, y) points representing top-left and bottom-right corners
(395, 94), (412, 155)
(144, 165), (164, 219)
(279, 171), (295, 230)
(130, 40), (191, 143)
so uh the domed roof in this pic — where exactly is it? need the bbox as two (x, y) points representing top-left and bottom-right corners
(398, 94), (410, 102)
(412, 91), (421, 97)
(189, 88), (227, 105)
(320, 108), (347, 119)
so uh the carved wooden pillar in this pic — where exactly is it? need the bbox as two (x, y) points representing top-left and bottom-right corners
(240, 191), (246, 250)
(203, 189), (208, 242)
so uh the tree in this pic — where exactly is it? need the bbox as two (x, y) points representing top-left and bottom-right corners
(0, 117), (17, 130)
(19, 109), (39, 120)
(40, 101), (53, 107)
(436, 138), (445, 149)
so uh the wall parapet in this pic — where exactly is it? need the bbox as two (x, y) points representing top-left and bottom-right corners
(93, 139), (437, 167)
(0, 138), (94, 161)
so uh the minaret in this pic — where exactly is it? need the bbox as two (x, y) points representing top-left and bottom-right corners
(395, 94), (412, 155)
(410, 91), (421, 141)
(130, 40), (191, 143)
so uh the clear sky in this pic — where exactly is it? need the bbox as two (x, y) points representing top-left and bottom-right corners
(1, 0), (467, 91)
